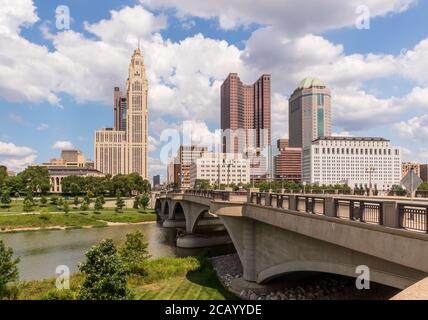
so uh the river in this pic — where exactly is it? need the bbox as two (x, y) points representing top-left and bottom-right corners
(0, 223), (235, 281)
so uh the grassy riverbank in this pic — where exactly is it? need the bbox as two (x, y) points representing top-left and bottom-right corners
(15, 257), (237, 300)
(0, 209), (157, 232)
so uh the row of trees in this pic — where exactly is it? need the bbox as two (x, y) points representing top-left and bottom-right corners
(0, 230), (150, 300)
(61, 173), (151, 197)
(0, 165), (151, 197)
(192, 179), (352, 193)
(0, 166), (51, 196)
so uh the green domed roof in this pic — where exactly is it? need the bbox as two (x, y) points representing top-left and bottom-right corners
(298, 77), (326, 89)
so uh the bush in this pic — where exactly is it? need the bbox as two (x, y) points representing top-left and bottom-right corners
(78, 239), (131, 300)
(43, 289), (76, 300)
(115, 195), (125, 213)
(40, 196), (48, 207)
(0, 189), (12, 208)
(94, 197), (103, 212)
(39, 213), (50, 221)
(140, 193), (150, 211)
(133, 196), (140, 209)
(23, 198), (33, 212)
(50, 195), (59, 205)
(119, 231), (150, 275)
(0, 240), (20, 298)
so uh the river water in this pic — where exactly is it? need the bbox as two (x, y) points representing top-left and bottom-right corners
(0, 223), (234, 281)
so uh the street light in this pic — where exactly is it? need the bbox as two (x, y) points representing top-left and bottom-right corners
(302, 181), (307, 194)
(365, 167), (375, 196)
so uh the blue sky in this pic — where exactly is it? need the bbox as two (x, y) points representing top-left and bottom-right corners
(1, 0), (428, 179)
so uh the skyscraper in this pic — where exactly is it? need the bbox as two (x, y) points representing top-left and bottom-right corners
(220, 73), (271, 153)
(289, 77), (331, 148)
(94, 48), (149, 178)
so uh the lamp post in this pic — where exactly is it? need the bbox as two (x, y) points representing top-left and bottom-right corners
(366, 167), (375, 196)
(302, 181), (307, 194)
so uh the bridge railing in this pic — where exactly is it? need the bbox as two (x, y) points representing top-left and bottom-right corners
(249, 192), (428, 233)
(334, 199), (383, 225)
(399, 204), (428, 233)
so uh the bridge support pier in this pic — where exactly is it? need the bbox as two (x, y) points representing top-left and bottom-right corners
(243, 219), (257, 282)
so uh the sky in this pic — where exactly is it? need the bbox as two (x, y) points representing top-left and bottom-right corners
(1, 0), (428, 181)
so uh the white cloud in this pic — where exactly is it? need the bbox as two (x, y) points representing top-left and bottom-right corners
(148, 135), (160, 152)
(36, 123), (49, 131)
(140, 0), (415, 35)
(84, 5), (167, 44)
(395, 115), (428, 141)
(0, 140), (37, 171)
(0, 0), (38, 35)
(52, 140), (74, 150)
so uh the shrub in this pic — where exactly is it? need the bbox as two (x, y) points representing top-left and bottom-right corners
(119, 231), (150, 275)
(23, 198), (33, 212)
(94, 197), (103, 212)
(0, 189), (11, 208)
(78, 239), (131, 300)
(140, 193), (150, 211)
(115, 195), (125, 213)
(40, 196), (48, 207)
(0, 240), (20, 298)
(43, 289), (76, 300)
(50, 195), (59, 205)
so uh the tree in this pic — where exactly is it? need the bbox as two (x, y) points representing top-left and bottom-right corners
(58, 197), (64, 208)
(194, 179), (211, 190)
(0, 240), (20, 298)
(119, 231), (150, 275)
(94, 197), (103, 212)
(4, 176), (23, 196)
(0, 189), (11, 208)
(40, 196), (48, 207)
(83, 195), (91, 206)
(18, 166), (50, 194)
(140, 193), (150, 211)
(133, 196), (140, 209)
(23, 198), (33, 213)
(50, 195), (59, 205)
(73, 196), (80, 208)
(78, 239), (130, 300)
(0, 166), (7, 188)
(63, 201), (70, 215)
(80, 201), (89, 211)
(115, 192), (125, 213)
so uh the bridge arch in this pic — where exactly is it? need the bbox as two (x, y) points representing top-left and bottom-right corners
(257, 260), (413, 289)
(172, 202), (186, 220)
(163, 201), (170, 217)
(155, 199), (162, 214)
(191, 209), (216, 233)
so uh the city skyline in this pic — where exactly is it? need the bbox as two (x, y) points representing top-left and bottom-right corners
(1, 1), (428, 182)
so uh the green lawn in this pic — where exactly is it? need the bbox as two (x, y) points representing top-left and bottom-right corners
(15, 257), (237, 300)
(0, 208), (157, 231)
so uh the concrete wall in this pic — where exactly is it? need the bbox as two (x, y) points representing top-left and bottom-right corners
(220, 203), (428, 289)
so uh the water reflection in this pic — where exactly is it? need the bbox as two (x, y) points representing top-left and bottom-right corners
(0, 223), (235, 281)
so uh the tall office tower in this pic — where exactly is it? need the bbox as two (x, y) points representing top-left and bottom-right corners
(114, 87), (123, 131)
(95, 48), (149, 178)
(289, 77), (331, 148)
(220, 73), (271, 154)
(277, 139), (289, 151)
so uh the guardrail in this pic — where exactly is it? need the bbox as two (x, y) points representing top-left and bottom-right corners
(249, 192), (428, 234)
(399, 204), (428, 233)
